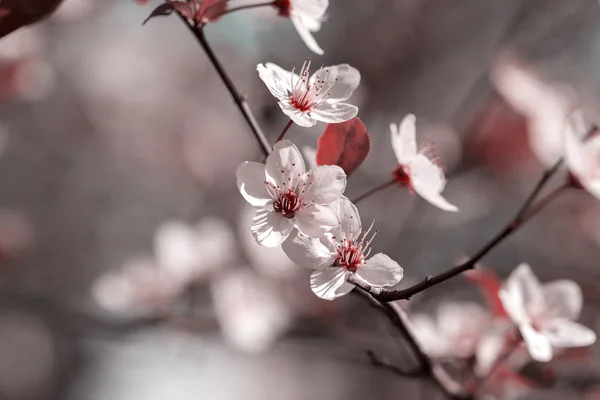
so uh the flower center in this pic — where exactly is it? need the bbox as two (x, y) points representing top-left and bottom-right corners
(264, 168), (314, 219)
(334, 220), (378, 272)
(392, 165), (414, 193)
(289, 59), (334, 114)
(273, 0), (292, 17)
(273, 189), (302, 219)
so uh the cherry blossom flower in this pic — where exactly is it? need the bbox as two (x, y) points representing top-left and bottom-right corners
(492, 58), (576, 166)
(257, 60), (360, 127)
(238, 205), (299, 279)
(499, 263), (596, 362)
(93, 218), (235, 316)
(273, 0), (328, 55)
(564, 112), (600, 200)
(237, 140), (346, 247)
(390, 114), (458, 212)
(410, 302), (491, 359)
(282, 196), (403, 300)
(154, 217), (236, 285)
(92, 256), (181, 317)
(211, 269), (292, 353)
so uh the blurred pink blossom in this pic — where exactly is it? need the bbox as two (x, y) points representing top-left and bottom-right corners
(0, 27), (54, 102)
(92, 256), (180, 317)
(492, 58), (576, 167)
(499, 263), (596, 362)
(93, 217), (234, 316)
(154, 217), (236, 285)
(211, 269), (292, 354)
(410, 302), (491, 360)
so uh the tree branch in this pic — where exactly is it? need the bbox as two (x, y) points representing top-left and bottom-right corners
(179, 17), (272, 155)
(349, 159), (566, 303)
(353, 289), (471, 399)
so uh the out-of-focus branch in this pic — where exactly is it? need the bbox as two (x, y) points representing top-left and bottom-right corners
(179, 17), (272, 156)
(366, 350), (423, 377)
(349, 159), (567, 303)
(353, 290), (471, 399)
(220, 1), (276, 17)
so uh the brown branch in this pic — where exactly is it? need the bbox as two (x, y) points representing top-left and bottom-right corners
(349, 160), (567, 303)
(352, 180), (396, 204)
(179, 17), (272, 156)
(353, 290), (471, 399)
(276, 119), (293, 143)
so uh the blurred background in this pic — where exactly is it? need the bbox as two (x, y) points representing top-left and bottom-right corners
(1, 0), (600, 399)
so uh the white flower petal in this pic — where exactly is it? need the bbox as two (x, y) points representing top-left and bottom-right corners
(392, 114), (417, 164)
(282, 231), (336, 270)
(416, 190), (458, 212)
(475, 323), (511, 376)
(211, 270), (291, 354)
(331, 196), (361, 237)
(356, 253), (403, 287)
(279, 102), (317, 127)
(291, 0), (328, 20)
(520, 323), (553, 362)
(541, 319), (597, 348)
(311, 64), (360, 102)
(564, 119), (587, 176)
(310, 102), (358, 124)
(236, 161), (271, 207)
(265, 140), (306, 187)
(410, 155), (457, 212)
(411, 315), (450, 358)
(410, 154), (446, 193)
(542, 280), (583, 321)
(294, 203), (338, 238)
(506, 263), (545, 321)
(290, 15), (324, 55)
(303, 165), (347, 204)
(310, 267), (353, 300)
(154, 221), (200, 281)
(257, 63), (293, 100)
(251, 208), (293, 247)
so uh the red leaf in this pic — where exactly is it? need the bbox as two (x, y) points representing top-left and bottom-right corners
(316, 118), (371, 176)
(142, 1), (192, 25)
(199, 0), (227, 22)
(464, 269), (508, 318)
(0, 0), (64, 39)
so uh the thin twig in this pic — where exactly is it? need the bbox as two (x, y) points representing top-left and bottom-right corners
(276, 119), (293, 143)
(353, 290), (472, 399)
(349, 161), (567, 303)
(352, 180), (396, 204)
(220, 1), (276, 17)
(179, 18), (272, 155)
